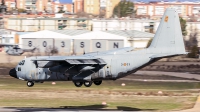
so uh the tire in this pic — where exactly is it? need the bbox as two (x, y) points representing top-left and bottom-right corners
(84, 81), (92, 87)
(27, 81), (34, 87)
(74, 82), (83, 87)
(93, 80), (102, 86)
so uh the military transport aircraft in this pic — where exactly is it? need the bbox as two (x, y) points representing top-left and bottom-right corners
(9, 8), (187, 87)
(0, 44), (36, 55)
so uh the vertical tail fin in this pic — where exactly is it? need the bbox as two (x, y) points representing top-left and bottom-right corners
(148, 8), (186, 54)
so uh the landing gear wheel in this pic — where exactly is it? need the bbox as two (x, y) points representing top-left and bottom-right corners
(93, 80), (102, 86)
(27, 81), (34, 87)
(74, 82), (83, 87)
(84, 81), (92, 87)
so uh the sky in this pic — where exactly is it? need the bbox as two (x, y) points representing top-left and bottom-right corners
(57, 0), (73, 4)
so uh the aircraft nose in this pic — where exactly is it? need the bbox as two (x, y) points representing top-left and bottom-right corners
(9, 68), (18, 79)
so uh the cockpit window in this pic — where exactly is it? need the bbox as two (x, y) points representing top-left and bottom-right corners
(18, 67), (21, 71)
(19, 60), (25, 65)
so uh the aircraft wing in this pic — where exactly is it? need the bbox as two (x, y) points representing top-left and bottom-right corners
(31, 56), (106, 65)
(0, 43), (18, 46)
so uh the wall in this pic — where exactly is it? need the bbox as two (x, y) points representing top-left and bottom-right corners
(84, 0), (100, 15)
(92, 19), (160, 33)
(6, 18), (92, 31)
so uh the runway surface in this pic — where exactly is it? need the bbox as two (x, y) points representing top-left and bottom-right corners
(1, 71), (200, 112)
(173, 92), (200, 112)
(0, 107), (152, 112)
(136, 71), (200, 81)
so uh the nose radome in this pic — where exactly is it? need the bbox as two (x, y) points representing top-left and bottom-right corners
(9, 68), (18, 79)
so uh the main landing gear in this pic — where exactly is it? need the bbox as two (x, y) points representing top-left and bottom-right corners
(74, 82), (83, 87)
(73, 80), (102, 87)
(27, 81), (34, 87)
(84, 81), (93, 87)
(93, 80), (102, 86)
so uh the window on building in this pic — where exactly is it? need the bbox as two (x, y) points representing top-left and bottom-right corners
(78, 2), (80, 10)
(87, 7), (89, 13)
(91, 0), (93, 5)
(91, 7), (93, 13)
(87, 0), (89, 5)
(5, 38), (9, 43)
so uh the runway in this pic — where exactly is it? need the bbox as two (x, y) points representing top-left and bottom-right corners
(0, 71), (200, 112)
(136, 71), (200, 81)
(1, 94), (200, 112)
(0, 107), (152, 112)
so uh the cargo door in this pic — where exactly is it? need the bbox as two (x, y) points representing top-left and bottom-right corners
(103, 59), (112, 78)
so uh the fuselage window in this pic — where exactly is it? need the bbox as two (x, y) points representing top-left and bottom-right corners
(19, 60), (25, 65)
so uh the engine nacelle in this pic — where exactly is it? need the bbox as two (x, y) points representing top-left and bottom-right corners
(78, 65), (95, 72)
(91, 69), (106, 80)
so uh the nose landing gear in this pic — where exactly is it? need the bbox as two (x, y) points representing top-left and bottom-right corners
(27, 81), (34, 87)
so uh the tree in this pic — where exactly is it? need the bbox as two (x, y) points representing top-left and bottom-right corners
(113, 0), (136, 18)
(185, 30), (199, 58)
(99, 10), (106, 18)
(187, 46), (199, 58)
(58, 10), (65, 13)
(76, 11), (89, 18)
(180, 17), (187, 36)
(43, 6), (47, 12)
(18, 8), (26, 13)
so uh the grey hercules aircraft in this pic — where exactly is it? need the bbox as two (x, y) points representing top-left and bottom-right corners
(9, 8), (187, 87)
(0, 44), (36, 55)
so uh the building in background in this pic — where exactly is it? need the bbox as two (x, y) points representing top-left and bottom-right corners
(5, 0), (15, 11)
(135, 1), (200, 19)
(93, 19), (159, 33)
(84, 0), (100, 15)
(52, 0), (73, 13)
(105, 0), (120, 18)
(74, 0), (84, 13)
(93, 18), (200, 47)
(15, 29), (153, 54)
(5, 18), (92, 31)
(16, 0), (38, 12)
(35, 0), (50, 12)
(99, 0), (120, 18)
(4, 0), (73, 13)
